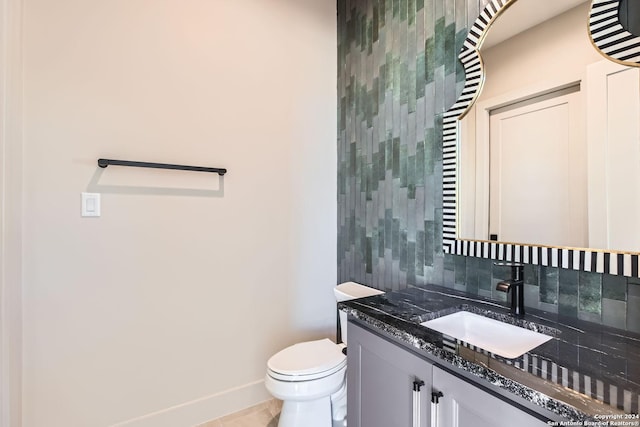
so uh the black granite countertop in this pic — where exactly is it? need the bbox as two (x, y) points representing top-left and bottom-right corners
(339, 284), (640, 423)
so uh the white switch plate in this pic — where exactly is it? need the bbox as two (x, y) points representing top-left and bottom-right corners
(81, 192), (101, 217)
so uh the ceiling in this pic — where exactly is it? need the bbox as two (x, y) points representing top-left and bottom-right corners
(483, 0), (590, 48)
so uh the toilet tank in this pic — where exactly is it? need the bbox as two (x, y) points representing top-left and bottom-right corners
(334, 282), (384, 344)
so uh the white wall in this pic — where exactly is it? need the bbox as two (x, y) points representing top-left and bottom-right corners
(20, 1), (337, 426)
(480, 1), (601, 99)
(1, 0), (24, 425)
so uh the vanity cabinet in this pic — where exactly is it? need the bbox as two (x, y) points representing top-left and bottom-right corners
(347, 322), (432, 427)
(347, 321), (549, 427)
(432, 366), (547, 427)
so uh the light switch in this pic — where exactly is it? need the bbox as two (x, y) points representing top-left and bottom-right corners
(81, 192), (101, 217)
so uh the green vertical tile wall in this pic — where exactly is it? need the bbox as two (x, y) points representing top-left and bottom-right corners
(337, 0), (639, 331)
(338, 0), (468, 290)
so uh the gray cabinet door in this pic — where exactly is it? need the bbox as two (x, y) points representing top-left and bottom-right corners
(347, 322), (432, 427)
(433, 366), (548, 427)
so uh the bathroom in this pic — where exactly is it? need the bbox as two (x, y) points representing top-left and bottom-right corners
(1, 0), (639, 426)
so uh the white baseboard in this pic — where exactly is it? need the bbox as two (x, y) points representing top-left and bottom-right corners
(110, 379), (271, 427)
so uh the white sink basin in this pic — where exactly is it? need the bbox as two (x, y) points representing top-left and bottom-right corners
(420, 311), (553, 359)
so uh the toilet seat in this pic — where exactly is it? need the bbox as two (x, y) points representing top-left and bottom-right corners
(267, 338), (347, 382)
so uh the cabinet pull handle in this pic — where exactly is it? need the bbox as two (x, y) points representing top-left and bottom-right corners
(412, 380), (425, 427)
(430, 391), (443, 427)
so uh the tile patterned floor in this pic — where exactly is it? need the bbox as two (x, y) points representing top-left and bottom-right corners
(198, 399), (281, 427)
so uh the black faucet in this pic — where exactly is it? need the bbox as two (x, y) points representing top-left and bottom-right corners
(495, 263), (525, 317)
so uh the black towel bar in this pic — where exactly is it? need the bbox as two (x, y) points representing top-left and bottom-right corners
(97, 158), (227, 176)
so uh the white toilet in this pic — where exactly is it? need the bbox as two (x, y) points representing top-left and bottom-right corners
(265, 282), (384, 427)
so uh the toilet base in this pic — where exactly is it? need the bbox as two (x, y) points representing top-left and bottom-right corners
(278, 396), (332, 427)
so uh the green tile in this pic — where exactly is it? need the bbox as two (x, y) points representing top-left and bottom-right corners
(373, 5), (380, 42)
(454, 255), (467, 285)
(602, 298), (627, 330)
(349, 142), (356, 171)
(401, 62), (409, 105)
(465, 257), (479, 294)
(415, 141), (425, 185)
(365, 163), (373, 201)
(425, 37), (435, 83)
(434, 210), (443, 256)
(424, 128), (435, 174)
(524, 264), (539, 287)
(578, 271), (602, 315)
(367, 18), (374, 55)
(559, 269), (579, 318)
(444, 23), (457, 75)
(371, 152), (380, 192)
(408, 66), (417, 113)
(393, 56), (401, 101)
(603, 274), (627, 301)
(400, 0), (408, 22)
(416, 230), (426, 273)
(435, 17), (445, 67)
(408, 0), (416, 26)
(386, 135), (393, 171)
(392, 137), (401, 178)
(360, 14), (367, 51)
(416, 52), (426, 98)
(477, 258), (492, 291)
(540, 266), (558, 305)
(407, 155), (416, 198)
(385, 210), (392, 250)
(385, 53), (393, 91)
(434, 114), (443, 162)
(372, 81), (379, 117)
(444, 253), (455, 274)
(408, 241), (416, 281)
(400, 145), (408, 187)
(378, 141), (386, 181)
(425, 220), (434, 266)
(392, 218), (400, 259)
(379, 66), (387, 105)
(400, 230), (408, 270)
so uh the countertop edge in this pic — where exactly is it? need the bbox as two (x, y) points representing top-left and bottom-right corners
(340, 302), (616, 423)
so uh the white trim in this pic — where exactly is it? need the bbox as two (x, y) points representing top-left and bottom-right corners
(0, 0), (23, 425)
(109, 379), (271, 427)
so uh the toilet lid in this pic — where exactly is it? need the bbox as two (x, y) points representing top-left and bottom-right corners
(267, 339), (346, 378)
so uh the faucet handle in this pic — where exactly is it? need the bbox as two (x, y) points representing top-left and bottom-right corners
(496, 281), (511, 292)
(494, 263), (526, 317)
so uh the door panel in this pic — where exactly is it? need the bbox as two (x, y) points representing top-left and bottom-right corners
(587, 60), (640, 251)
(347, 323), (431, 427)
(433, 367), (547, 427)
(489, 90), (586, 247)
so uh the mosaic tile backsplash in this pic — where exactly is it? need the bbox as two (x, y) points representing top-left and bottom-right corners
(336, 0), (640, 333)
